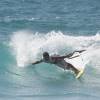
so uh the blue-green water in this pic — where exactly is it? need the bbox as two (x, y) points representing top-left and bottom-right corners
(0, 0), (100, 100)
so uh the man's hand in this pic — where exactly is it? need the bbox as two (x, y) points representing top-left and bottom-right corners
(32, 61), (39, 65)
(32, 60), (42, 65)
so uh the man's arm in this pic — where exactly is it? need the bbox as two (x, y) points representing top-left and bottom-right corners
(32, 59), (43, 65)
(63, 50), (86, 58)
(55, 50), (86, 59)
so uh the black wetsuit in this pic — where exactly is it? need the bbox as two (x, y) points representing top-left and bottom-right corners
(43, 55), (77, 71)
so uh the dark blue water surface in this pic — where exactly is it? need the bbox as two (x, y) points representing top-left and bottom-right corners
(0, 0), (100, 35)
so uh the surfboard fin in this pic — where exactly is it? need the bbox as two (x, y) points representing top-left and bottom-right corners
(75, 69), (84, 79)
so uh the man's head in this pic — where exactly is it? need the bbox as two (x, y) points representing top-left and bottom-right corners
(43, 52), (49, 61)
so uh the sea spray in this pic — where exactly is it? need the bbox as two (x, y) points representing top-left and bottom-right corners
(10, 31), (100, 69)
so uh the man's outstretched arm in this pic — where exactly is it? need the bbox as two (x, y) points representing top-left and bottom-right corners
(63, 50), (86, 58)
(32, 59), (43, 65)
(56, 50), (86, 59)
(65, 50), (86, 58)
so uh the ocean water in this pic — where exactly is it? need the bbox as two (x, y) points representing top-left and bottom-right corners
(0, 0), (100, 100)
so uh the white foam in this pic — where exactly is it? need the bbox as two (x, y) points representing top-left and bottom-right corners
(10, 31), (100, 68)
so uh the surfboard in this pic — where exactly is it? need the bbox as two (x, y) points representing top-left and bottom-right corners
(64, 52), (85, 79)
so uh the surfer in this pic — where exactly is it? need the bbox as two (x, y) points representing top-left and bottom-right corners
(32, 50), (85, 78)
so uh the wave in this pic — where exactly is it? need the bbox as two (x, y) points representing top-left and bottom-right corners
(0, 31), (100, 99)
(9, 30), (100, 69)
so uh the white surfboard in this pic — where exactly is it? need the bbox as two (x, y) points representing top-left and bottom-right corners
(64, 52), (85, 78)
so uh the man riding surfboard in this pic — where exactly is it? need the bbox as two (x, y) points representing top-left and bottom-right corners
(32, 50), (85, 78)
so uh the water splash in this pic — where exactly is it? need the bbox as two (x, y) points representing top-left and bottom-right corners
(10, 31), (100, 68)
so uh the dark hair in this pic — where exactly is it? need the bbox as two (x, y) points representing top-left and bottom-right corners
(43, 52), (49, 61)
(43, 52), (49, 58)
